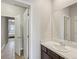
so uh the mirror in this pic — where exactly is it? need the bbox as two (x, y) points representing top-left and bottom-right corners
(52, 3), (77, 43)
(64, 3), (77, 42)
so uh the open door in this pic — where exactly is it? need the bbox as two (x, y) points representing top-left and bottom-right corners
(15, 15), (22, 56)
(23, 8), (30, 59)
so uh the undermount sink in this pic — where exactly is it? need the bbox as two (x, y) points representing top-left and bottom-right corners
(44, 41), (71, 52)
(52, 44), (71, 52)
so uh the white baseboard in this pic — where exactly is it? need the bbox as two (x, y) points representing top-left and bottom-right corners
(1, 44), (5, 50)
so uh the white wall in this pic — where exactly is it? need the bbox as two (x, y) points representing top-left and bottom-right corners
(1, 2), (26, 17)
(37, 0), (52, 41)
(30, 0), (52, 59)
(1, 16), (8, 49)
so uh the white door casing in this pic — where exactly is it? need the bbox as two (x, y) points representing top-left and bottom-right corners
(23, 8), (29, 59)
(64, 16), (70, 41)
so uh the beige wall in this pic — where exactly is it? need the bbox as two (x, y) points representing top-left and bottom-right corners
(1, 16), (8, 49)
(38, 0), (52, 41)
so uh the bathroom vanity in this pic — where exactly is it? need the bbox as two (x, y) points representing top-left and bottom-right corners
(41, 45), (64, 59)
(41, 2), (77, 59)
(41, 41), (77, 59)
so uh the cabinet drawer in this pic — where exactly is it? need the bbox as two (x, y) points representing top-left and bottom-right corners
(47, 49), (59, 59)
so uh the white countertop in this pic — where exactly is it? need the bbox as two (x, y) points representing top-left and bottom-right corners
(41, 41), (77, 59)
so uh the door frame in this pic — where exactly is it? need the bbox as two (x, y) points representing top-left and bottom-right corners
(64, 16), (70, 41)
(1, 1), (31, 59)
(14, 3), (31, 58)
(14, 3), (31, 59)
(23, 7), (31, 59)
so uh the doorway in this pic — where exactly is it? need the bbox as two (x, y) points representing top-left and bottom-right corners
(1, 16), (15, 59)
(1, 1), (31, 59)
(8, 17), (15, 38)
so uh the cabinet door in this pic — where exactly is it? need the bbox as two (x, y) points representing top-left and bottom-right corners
(41, 50), (52, 59)
(47, 48), (59, 59)
(59, 56), (64, 59)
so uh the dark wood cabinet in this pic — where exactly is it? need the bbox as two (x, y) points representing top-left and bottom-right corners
(59, 56), (64, 59)
(41, 50), (52, 59)
(41, 45), (65, 59)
